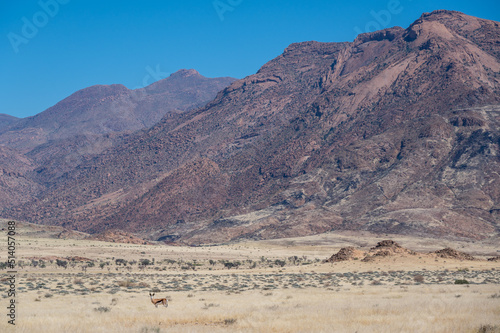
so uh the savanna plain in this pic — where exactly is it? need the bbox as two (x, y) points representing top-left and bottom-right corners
(1, 220), (499, 333)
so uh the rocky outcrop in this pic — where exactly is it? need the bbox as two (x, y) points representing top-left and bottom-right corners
(325, 247), (364, 262)
(326, 240), (480, 263)
(434, 248), (477, 260)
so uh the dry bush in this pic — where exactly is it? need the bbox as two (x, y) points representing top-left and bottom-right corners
(224, 318), (237, 325)
(477, 324), (500, 333)
(414, 274), (425, 283)
(117, 280), (137, 287)
(94, 306), (111, 313)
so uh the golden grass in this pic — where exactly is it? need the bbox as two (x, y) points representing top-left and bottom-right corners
(2, 285), (500, 332)
(1, 228), (499, 332)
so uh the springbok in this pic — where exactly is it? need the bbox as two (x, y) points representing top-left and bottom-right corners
(149, 292), (169, 308)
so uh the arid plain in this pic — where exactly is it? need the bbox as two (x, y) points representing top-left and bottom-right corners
(1, 220), (499, 332)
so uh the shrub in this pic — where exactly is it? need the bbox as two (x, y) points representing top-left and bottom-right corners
(477, 324), (500, 333)
(224, 261), (241, 269)
(115, 259), (128, 266)
(414, 275), (425, 283)
(94, 306), (111, 313)
(56, 259), (68, 269)
(140, 327), (160, 333)
(202, 303), (220, 309)
(454, 279), (469, 284)
(274, 259), (286, 267)
(224, 318), (237, 325)
(140, 259), (152, 266)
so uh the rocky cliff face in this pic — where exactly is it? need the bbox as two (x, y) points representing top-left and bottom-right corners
(3, 10), (500, 244)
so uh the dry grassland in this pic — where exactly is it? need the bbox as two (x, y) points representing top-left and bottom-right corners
(0, 223), (499, 332)
(4, 285), (500, 333)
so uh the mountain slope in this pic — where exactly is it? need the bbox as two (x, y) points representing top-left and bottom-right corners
(0, 114), (19, 130)
(0, 70), (236, 189)
(0, 145), (43, 207)
(4, 10), (500, 244)
(0, 70), (236, 154)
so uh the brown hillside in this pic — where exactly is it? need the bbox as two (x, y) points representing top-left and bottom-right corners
(0, 70), (236, 204)
(3, 11), (500, 245)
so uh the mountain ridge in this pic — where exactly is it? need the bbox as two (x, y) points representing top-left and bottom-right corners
(0, 114), (19, 130)
(2, 10), (500, 244)
(0, 70), (236, 154)
(0, 70), (236, 202)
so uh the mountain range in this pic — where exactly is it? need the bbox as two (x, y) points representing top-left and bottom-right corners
(1, 10), (499, 245)
(0, 114), (19, 130)
(0, 70), (236, 206)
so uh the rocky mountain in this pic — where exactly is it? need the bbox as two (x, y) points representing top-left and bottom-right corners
(0, 145), (42, 207)
(0, 114), (19, 130)
(0, 69), (235, 154)
(3, 10), (500, 244)
(0, 70), (236, 188)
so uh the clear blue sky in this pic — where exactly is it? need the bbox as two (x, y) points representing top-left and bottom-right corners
(1, 0), (499, 118)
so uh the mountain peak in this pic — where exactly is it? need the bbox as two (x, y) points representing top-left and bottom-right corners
(170, 69), (201, 78)
(354, 26), (404, 45)
(410, 9), (486, 33)
(3, 11), (500, 245)
(421, 9), (464, 18)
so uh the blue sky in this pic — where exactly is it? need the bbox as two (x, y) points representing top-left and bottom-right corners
(1, 0), (499, 118)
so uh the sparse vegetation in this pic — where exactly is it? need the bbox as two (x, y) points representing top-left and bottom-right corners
(455, 279), (470, 284)
(477, 324), (500, 333)
(56, 259), (68, 269)
(94, 306), (111, 313)
(2, 222), (499, 333)
(224, 318), (237, 325)
(414, 274), (425, 283)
